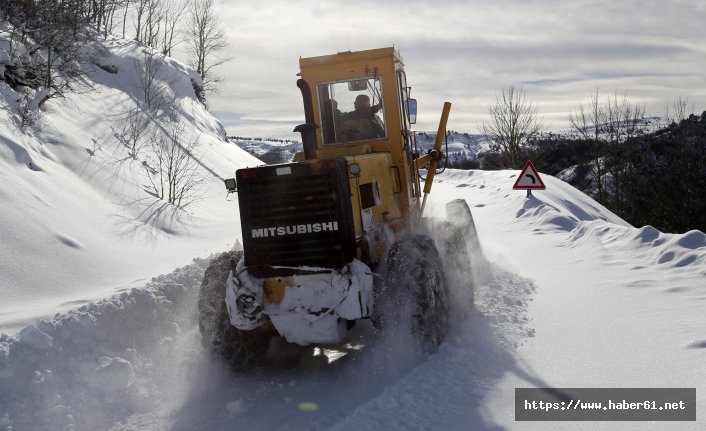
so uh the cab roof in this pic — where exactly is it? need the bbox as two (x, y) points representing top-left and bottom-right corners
(299, 47), (404, 69)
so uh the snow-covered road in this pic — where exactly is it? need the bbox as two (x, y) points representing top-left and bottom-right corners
(0, 254), (535, 431)
(2, 170), (705, 431)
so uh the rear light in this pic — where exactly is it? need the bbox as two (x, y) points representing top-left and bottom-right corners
(320, 159), (338, 169)
(224, 178), (237, 191)
(241, 170), (256, 178)
(310, 159), (338, 171)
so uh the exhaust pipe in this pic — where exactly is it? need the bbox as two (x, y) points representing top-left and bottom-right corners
(294, 79), (318, 160)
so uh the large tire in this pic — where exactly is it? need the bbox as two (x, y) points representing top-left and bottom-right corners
(379, 235), (449, 353)
(435, 212), (475, 313)
(198, 251), (269, 370)
(445, 198), (480, 253)
(445, 198), (486, 309)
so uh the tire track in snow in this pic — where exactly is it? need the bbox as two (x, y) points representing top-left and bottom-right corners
(324, 259), (538, 431)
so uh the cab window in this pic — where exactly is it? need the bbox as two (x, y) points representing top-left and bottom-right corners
(397, 71), (410, 131)
(318, 78), (386, 144)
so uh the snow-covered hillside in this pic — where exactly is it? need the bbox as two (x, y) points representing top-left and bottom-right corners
(227, 137), (300, 164)
(550, 116), (668, 140)
(414, 130), (486, 157)
(230, 131), (487, 165)
(2, 164), (704, 430)
(0, 26), (261, 334)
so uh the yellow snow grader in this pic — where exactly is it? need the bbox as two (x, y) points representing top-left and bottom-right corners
(199, 47), (476, 368)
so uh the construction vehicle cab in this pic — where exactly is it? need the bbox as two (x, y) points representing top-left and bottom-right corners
(291, 47), (449, 265)
(198, 47), (467, 368)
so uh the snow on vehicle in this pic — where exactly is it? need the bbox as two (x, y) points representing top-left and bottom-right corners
(198, 47), (477, 369)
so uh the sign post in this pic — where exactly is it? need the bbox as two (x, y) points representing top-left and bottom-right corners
(513, 161), (546, 197)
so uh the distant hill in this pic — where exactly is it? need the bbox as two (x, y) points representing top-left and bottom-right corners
(227, 131), (488, 167)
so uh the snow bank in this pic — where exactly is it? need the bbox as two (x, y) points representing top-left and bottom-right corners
(430, 169), (706, 430)
(0, 259), (207, 431)
(568, 222), (706, 274)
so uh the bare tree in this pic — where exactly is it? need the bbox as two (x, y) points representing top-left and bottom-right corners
(569, 90), (645, 212)
(17, 89), (42, 127)
(481, 86), (544, 169)
(134, 49), (170, 113)
(144, 116), (207, 208)
(185, 0), (230, 97)
(118, 107), (153, 159)
(570, 89), (607, 203)
(132, 0), (149, 42)
(21, 0), (89, 108)
(664, 96), (694, 126)
(606, 92), (645, 216)
(90, 0), (123, 37)
(142, 0), (162, 47)
(120, 0), (133, 38)
(664, 96), (696, 226)
(115, 0), (185, 53)
(159, 0), (187, 56)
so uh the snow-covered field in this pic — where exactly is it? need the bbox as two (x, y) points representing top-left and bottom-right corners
(2, 22), (705, 431)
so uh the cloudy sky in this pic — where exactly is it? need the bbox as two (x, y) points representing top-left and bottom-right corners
(207, 0), (706, 139)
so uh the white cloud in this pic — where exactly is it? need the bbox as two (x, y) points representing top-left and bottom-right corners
(209, 0), (706, 138)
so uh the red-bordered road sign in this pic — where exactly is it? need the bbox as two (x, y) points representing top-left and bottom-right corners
(513, 161), (546, 190)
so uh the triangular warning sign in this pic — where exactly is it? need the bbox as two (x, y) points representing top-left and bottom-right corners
(513, 161), (546, 190)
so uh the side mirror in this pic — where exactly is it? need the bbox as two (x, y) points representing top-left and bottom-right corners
(407, 98), (417, 124)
